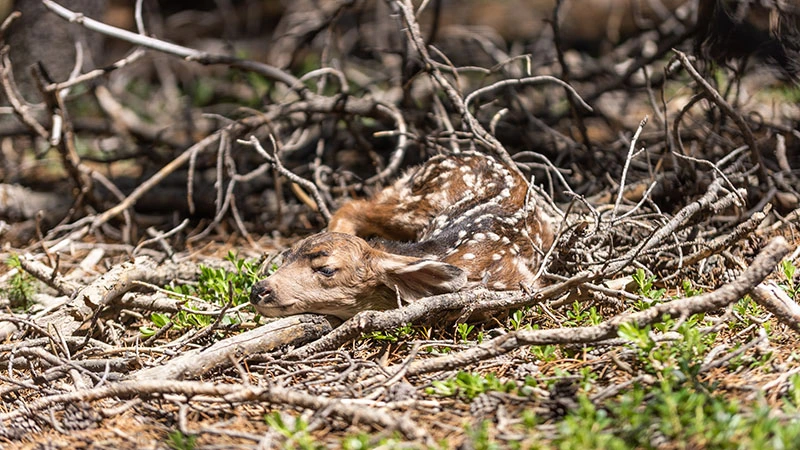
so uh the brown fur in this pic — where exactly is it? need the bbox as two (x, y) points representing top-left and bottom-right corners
(251, 152), (555, 319)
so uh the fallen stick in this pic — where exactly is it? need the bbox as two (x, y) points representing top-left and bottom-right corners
(0, 377), (427, 441)
(5, 255), (231, 340)
(133, 315), (331, 381)
(751, 282), (800, 335)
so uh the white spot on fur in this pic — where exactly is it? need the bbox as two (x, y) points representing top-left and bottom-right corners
(492, 282), (507, 289)
(440, 159), (457, 170)
(501, 236), (511, 244)
(463, 253), (476, 260)
(474, 233), (486, 241)
(492, 253), (502, 261)
(458, 230), (467, 238)
(487, 232), (500, 241)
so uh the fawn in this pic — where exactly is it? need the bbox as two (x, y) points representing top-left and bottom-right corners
(250, 151), (555, 319)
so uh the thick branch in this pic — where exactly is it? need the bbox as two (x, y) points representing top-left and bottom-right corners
(133, 315), (331, 381)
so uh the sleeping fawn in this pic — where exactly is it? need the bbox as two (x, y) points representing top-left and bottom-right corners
(250, 151), (555, 319)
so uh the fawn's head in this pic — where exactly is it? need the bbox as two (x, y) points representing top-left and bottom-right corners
(250, 232), (467, 319)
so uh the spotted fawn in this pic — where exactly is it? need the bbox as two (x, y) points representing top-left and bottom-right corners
(250, 151), (555, 319)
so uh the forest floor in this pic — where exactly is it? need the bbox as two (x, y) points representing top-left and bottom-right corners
(1, 1), (800, 449)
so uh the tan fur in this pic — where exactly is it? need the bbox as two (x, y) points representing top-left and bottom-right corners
(250, 233), (466, 319)
(251, 152), (554, 319)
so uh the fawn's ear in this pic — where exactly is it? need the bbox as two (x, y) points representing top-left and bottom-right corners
(376, 253), (467, 301)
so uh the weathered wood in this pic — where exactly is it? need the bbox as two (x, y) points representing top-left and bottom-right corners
(132, 314), (332, 381)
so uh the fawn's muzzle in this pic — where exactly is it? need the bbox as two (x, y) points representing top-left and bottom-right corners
(250, 281), (273, 306)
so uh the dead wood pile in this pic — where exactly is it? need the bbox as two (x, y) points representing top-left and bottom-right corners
(0, 0), (799, 447)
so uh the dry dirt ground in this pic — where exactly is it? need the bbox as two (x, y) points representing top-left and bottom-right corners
(1, 1), (800, 448)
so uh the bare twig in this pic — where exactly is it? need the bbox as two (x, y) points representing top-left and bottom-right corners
(242, 135), (332, 222)
(612, 116), (648, 220)
(673, 49), (767, 185)
(42, 0), (302, 90)
(751, 283), (800, 335)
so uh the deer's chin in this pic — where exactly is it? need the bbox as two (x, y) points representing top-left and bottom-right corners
(253, 293), (360, 319)
(252, 302), (297, 318)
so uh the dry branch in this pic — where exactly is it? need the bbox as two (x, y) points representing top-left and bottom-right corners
(665, 206), (770, 269)
(673, 49), (767, 184)
(42, 0), (302, 89)
(605, 179), (736, 274)
(751, 283), (800, 335)
(133, 315), (332, 381)
(89, 117), (262, 230)
(7, 255), (231, 340)
(0, 378), (428, 441)
(242, 135), (332, 222)
(17, 254), (80, 296)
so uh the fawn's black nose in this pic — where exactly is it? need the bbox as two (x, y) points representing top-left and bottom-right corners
(250, 282), (273, 305)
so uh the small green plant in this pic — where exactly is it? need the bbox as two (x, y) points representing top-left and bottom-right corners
(138, 309), (235, 337)
(681, 279), (703, 297)
(139, 312), (172, 337)
(786, 373), (800, 413)
(554, 395), (628, 450)
(341, 433), (401, 450)
(164, 250), (262, 306)
(732, 296), (767, 329)
(264, 412), (322, 450)
(456, 322), (475, 342)
(781, 259), (798, 299)
(632, 268), (666, 304)
(564, 302), (602, 327)
(618, 321), (654, 352)
(2, 255), (38, 310)
(426, 372), (516, 400)
(141, 251), (260, 338)
(531, 344), (558, 362)
(195, 251), (261, 306)
(166, 431), (197, 450)
(364, 323), (415, 343)
(619, 314), (715, 381)
(521, 409), (541, 430)
(542, 378), (800, 449)
(508, 309), (532, 331)
(463, 420), (499, 450)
